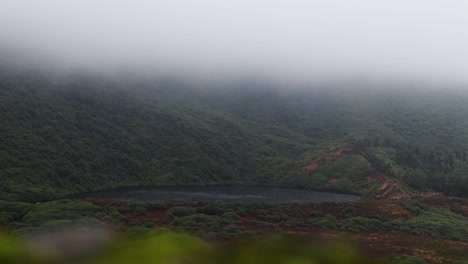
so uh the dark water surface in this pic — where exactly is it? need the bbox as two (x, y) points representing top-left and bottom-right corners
(69, 186), (360, 204)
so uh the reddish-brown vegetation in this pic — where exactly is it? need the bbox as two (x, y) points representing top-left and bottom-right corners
(367, 172), (390, 183)
(87, 192), (468, 264)
(302, 143), (355, 173)
(351, 231), (468, 263)
(372, 179), (411, 200)
(416, 193), (468, 217)
(354, 200), (413, 219)
(302, 144), (411, 201)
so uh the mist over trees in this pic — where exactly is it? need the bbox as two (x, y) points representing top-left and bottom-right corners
(0, 68), (467, 201)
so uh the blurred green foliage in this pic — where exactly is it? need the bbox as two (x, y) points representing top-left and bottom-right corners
(0, 199), (466, 263)
(0, 232), (382, 264)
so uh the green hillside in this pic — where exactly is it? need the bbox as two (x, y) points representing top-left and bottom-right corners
(1, 69), (468, 201)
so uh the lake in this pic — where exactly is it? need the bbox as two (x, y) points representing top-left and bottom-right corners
(68, 185), (361, 204)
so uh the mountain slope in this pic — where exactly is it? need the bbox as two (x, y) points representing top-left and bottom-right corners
(1, 69), (468, 201)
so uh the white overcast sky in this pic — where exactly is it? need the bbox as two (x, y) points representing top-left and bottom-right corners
(1, 0), (468, 83)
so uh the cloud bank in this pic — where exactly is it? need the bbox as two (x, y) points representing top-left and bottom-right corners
(1, 0), (468, 84)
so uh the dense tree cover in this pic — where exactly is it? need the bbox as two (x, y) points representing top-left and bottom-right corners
(1, 68), (468, 200)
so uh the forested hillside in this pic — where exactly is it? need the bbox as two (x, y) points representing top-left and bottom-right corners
(1, 69), (468, 201)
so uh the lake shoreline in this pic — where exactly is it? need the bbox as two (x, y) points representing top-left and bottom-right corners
(67, 185), (361, 204)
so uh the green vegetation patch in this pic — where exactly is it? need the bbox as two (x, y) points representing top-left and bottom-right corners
(21, 200), (98, 226)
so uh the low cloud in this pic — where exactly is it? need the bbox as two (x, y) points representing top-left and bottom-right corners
(1, 0), (468, 84)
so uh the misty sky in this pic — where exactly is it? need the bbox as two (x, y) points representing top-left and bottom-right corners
(1, 0), (468, 83)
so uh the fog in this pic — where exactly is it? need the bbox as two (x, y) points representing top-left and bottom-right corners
(1, 0), (468, 84)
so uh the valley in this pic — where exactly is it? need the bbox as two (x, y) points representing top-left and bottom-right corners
(0, 69), (467, 263)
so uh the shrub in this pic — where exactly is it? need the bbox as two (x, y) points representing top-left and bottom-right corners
(110, 200), (121, 207)
(143, 220), (156, 228)
(251, 221), (273, 228)
(121, 202), (148, 213)
(253, 209), (268, 219)
(124, 226), (153, 239)
(280, 219), (303, 228)
(309, 211), (324, 217)
(103, 209), (127, 225)
(146, 202), (166, 210)
(395, 208), (468, 242)
(305, 215), (337, 229)
(129, 220), (142, 226)
(223, 224), (244, 234)
(163, 213), (176, 222)
(0, 201), (32, 221)
(245, 202), (267, 212)
(165, 206), (197, 221)
(221, 212), (240, 222)
(199, 202), (225, 216)
(401, 202), (427, 215)
(340, 217), (385, 232)
(39, 218), (103, 232)
(134, 207), (147, 216)
(235, 208), (247, 216)
(0, 212), (14, 226)
(217, 231), (236, 240)
(174, 214), (214, 225)
(339, 206), (355, 218)
(128, 202), (166, 211)
(21, 200), (98, 225)
(265, 213), (289, 223)
(391, 254), (427, 264)
(237, 230), (261, 240)
(108, 210), (125, 222)
(172, 214), (223, 234)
